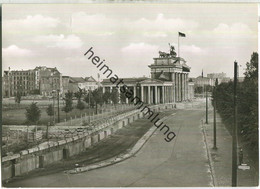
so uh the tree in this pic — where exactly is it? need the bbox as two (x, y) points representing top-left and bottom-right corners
(62, 91), (73, 119)
(120, 91), (127, 104)
(25, 102), (41, 125)
(75, 88), (85, 111)
(91, 88), (104, 114)
(205, 85), (212, 92)
(244, 52), (258, 79)
(15, 92), (22, 104)
(194, 86), (203, 94)
(46, 104), (54, 124)
(74, 88), (83, 101)
(103, 91), (111, 104)
(212, 52), (258, 154)
(84, 91), (95, 108)
(111, 88), (119, 106)
(76, 101), (85, 110)
(238, 52), (258, 151)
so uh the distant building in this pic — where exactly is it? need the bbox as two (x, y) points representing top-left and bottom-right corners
(3, 66), (62, 97)
(68, 77), (85, 93)
(68, 76), (99, 93)
(194, 76), (214, 87)
(221, 77), (232, 83)
(35, 66), (62, 96)
(229, 77), (244, 83)
(84, 76), (99, 91)
(102, 45), (194, 104)
(207, 72), (227, 79)
(194, 72), (233, 87)
(62, 76), (70, 95)
(188, 82), (195, 100)
(3, 68), (38, 97)
(237, 77), (244, 82)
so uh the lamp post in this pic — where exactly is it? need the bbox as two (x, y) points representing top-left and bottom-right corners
(57, 89), (60, 123)
(52, 90), (56, 124)
(88, 89), (91, 123)
(51, 73), (55, 124)
(232, 61), (238, 186)
(206, 86), (208, 124)
(213, 78), (218, 150)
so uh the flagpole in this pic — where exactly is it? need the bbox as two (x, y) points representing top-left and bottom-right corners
(178, 33), (180, 57)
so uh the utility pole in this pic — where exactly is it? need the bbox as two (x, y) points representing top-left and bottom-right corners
(213, 78), (218, 149)
(232, 61), (238, 186)
(8, 67), (11, 98)
(206, 85), (208, 124)
(88, 90), (91, 123)
(52, 90), (55, 124)
(57, 89), (60, 123)
(51, 73), (55, 125)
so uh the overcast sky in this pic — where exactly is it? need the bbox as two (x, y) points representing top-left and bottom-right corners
(2, 3), (258, 79)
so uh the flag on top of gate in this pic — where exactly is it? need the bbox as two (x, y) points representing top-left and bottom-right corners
(179, 32), (186, 37)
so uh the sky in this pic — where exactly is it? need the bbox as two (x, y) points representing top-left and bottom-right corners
(2, 3), (258, 80)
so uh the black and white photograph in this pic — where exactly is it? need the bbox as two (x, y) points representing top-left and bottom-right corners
(1, 2), (259, 187)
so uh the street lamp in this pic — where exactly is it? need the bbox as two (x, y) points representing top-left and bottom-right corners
(88, 89), (91, 123)
(232, 61), (238, 186)
(57, 89), (60, 123)
(206, 85), (208, 124)
(213, 78), (218, 150)
(202, 73), (208, 124)
(52, 90), (56, 124)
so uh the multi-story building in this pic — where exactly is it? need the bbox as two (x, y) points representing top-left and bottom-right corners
(194, 72), (233, 87)
(68, 77), (84, 93)
(68, 76), (99, 93)
(3, 66), (62, 97)
(3, 66), (101, 98)
(3, 68), (37, 97)
(207, 72), (232, 84)
(83, 76), (99, 91)
(35, 66), (62, 96)
(62, 76), (70, 95)
(207, 72), (227, 80)
(194, 76), (214, 87)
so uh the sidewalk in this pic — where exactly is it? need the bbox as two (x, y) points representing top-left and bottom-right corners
(203, 109), (258, 186)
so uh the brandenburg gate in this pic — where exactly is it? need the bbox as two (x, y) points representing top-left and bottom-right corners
(101, 45), (191, 104)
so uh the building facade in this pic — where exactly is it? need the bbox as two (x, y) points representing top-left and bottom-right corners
(193, 72), (232, 87)
(62, 76), (70, 95)
(3, 66), (62, 97)
(101, 46), (194, 104)
(35, 66), (62, 96)
(3, 68), (37, 97)
(194, 76), (214, 87)
(68, 76), (99, 93)
(84, 76), (99, 91)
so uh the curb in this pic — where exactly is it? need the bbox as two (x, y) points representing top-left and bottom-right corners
(66, 115), (170, 174)
(201, 121), (218, 187)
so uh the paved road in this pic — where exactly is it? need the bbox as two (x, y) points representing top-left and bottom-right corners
(6, 107), (213, 187)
